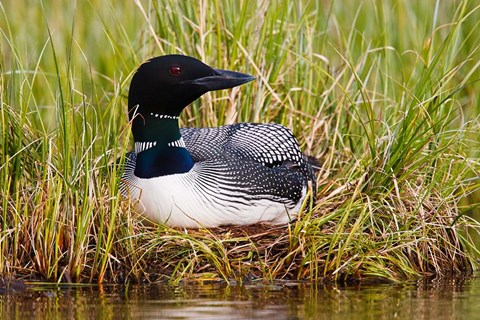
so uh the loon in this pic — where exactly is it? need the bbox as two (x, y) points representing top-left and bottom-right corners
(120, 55), (317, 228)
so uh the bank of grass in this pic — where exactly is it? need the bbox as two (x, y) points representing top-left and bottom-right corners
(1, 0), (480, 284)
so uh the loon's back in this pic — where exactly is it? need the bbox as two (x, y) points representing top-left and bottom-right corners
(181, 122), (315, 187)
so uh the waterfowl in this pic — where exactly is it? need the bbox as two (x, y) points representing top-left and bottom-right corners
(121, 55), (316, 228)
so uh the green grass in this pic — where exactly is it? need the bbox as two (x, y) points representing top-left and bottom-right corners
(1, 0), (479, 284)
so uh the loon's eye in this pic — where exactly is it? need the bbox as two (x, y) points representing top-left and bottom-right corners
(169, 66), (182, 76)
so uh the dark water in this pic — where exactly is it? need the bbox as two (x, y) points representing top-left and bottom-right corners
(1, 277), (480, 319)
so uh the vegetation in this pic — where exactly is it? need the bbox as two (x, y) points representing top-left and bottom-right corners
(1, 0), (479, 284)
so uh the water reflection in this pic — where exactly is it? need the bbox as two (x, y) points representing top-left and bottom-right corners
(1, 277), (480, 319)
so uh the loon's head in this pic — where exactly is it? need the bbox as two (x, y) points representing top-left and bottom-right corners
(128, 54), (255, 121)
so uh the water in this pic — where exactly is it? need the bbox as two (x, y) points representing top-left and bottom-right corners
(1, 277), (480, 319)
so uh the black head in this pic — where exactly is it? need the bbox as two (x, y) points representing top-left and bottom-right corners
(128, 55), (255, 121)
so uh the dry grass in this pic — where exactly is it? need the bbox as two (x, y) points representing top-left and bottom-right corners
(1, 0), (480, 284)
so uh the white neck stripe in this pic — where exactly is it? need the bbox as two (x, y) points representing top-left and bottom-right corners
(150, 113), (179, 120)
(135, 141), (157, 154)
(134, 138), (186, 154)
(167, 137), (186, 148)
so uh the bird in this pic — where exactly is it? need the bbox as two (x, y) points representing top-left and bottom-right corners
(120, 54), (317, 228)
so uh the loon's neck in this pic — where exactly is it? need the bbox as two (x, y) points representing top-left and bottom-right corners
(131, 114), (194, 178)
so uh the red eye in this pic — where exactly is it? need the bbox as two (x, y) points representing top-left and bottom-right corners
(169, 66), (181, 76)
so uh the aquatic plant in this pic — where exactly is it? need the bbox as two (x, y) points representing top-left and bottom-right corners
(0, 0), (479, 283)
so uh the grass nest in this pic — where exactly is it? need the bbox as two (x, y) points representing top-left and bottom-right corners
(1, 157), (477, 284)
(97, 175), (476, 284)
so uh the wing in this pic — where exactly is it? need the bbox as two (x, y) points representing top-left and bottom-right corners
(181, 123), (304, 167)
(180, 122), (317, 198)
(192, 156), (306, 207)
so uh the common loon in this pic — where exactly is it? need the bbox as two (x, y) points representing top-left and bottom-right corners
(120, 55), (317, 228)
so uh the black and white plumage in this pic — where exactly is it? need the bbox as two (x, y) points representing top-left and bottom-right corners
(120, 55), (317, 228)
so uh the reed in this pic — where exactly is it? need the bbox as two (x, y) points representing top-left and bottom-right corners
(0, 0), (479, 283)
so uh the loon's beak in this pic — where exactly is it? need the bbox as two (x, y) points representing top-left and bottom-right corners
(185, 69), (256, 91)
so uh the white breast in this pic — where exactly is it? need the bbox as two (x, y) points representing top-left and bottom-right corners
(123, 164), (305, 228)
